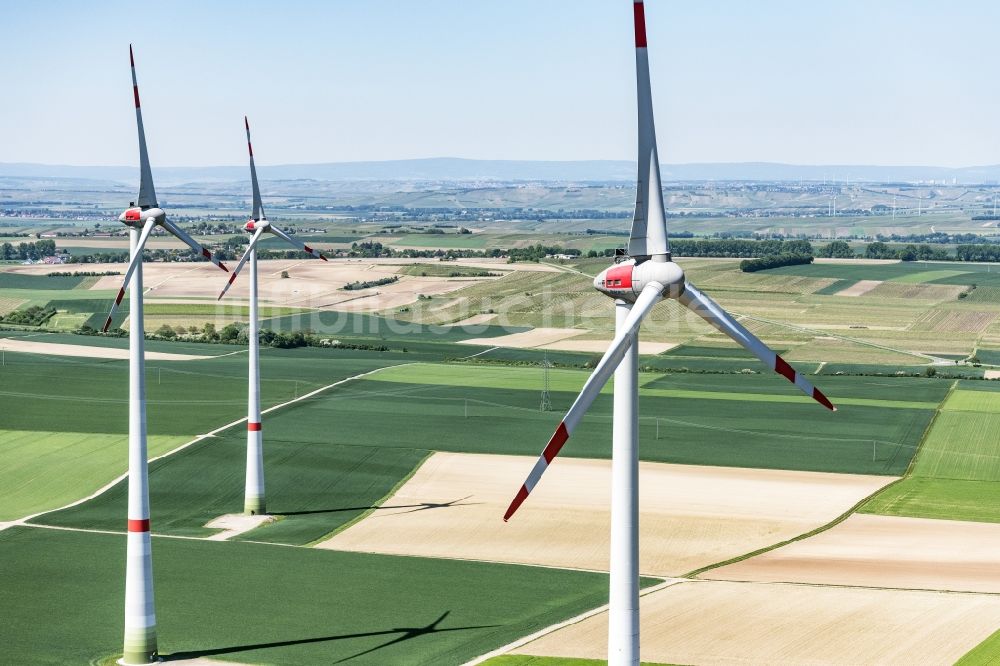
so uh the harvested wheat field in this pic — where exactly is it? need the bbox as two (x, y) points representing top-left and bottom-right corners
(76, 258), (489, 312)
(537, 338), (677, 355)
(318, 452), (892, 575)
(518, 579), (1000, 665)
(707, 513), (1000, 593)
(0, 338), (211, 361)
(458, 327), (586, 349)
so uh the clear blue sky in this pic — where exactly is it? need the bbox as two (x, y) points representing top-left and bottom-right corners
(3, 1), (999, 167)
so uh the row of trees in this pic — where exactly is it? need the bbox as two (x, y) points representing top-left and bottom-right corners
(740, 254), (814, 272)
(1, 239), (57, 261)
(585, 239), (814, 259)
(863, 242), (949, 261)
(0, 305), (56, 326)
(81, 320), (397, 352)
(343, 276), (399, 291)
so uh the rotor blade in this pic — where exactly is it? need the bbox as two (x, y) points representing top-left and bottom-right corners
(218, 227), (267, 300)
(504, 282), (663, 522)
(101, 219), (157, 332)
(159, 217), (229, 271)
(130, 45), (157, 209)
(245, 116), (264, 221)
(268, 225), (328, 261)
(680, 282), (835, 411)
(626, 1), (669, 259)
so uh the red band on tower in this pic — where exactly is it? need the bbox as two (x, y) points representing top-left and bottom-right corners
(248, 422), (262, 431)
(634, 2), (647, 48)
(127, 518), (150, 532)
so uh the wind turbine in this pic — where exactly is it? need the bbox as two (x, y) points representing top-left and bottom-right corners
(218, 116), (328, 515)
(502, 4), (836, 665)
(106, 46), (229, 666)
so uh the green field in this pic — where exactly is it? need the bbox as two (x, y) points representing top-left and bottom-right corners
(220, 362), (939, 476)
(0, 430), (189, 520)
(0, 273), (90, 289)
(142, 302), (310, 318)
(0, 337), (422, 520)
(763, 260), (1000, 287)
(862, 383), (1000, 522)
(958, 628), (1000, 665)
(0, 526), (610, 665)
(35, 436), (430, 545)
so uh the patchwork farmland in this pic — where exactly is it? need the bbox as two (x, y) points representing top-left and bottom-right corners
(4, 255), (1000, 665)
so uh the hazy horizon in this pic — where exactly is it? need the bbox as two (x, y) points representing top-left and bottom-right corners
(4, 1), (1000, 168)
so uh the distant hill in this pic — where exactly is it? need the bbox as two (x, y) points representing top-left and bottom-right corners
(2, 158), (1000, 185)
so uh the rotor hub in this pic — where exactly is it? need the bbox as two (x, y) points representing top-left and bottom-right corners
(118, 206), (164, 228)
(593, 258), (685, 302)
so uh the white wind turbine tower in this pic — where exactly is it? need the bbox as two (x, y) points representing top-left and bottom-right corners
(104, 46), (229, 665)
(218, 117), (329, 515)
(502, 4), (837, 665)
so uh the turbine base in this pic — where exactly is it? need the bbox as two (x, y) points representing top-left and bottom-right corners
(244, 496), (266, 516)
(121, 626), (158, 665)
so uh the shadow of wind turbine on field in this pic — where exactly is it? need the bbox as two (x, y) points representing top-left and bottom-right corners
(160, 611), (496, 662)
(273, 495), (479, 517)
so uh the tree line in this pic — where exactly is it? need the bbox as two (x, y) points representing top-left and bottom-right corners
(1, 239), (57, 260)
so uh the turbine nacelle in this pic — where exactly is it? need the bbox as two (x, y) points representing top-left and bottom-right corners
(119, 206), (164, 227)
(245, 219), (270, 233)
(594, 258), (685, 302)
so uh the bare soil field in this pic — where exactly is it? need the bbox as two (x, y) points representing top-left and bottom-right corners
(706, 513), (1000, 593)
(0, 338), (211, 361)
(36, 259), (493, 313)
(518, 579), (1000, 665)
(318, 452), (892, 576)
(834, 279), (882, 297)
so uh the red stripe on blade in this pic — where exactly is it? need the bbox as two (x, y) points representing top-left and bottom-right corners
(133, 85), (140, 108)
(813, 388), (836, 411)
(304, 245), (314, 255)
(248, 422), (262, 431)
(244, 116), (249, 130)
(102, 316), (113, 332)
(127, 518), (150, 532)
(633, 2), (647, 48)
(202, 248), (211, 259)
(248, 141), (253, 157)
(774, 355), (796, 382)
(129, 45), (135, 67)
(541, 422), (570, 463)
(320, 254), (328, 261)
(503, 485), (530, 522)
(115, 287), (126, 306)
